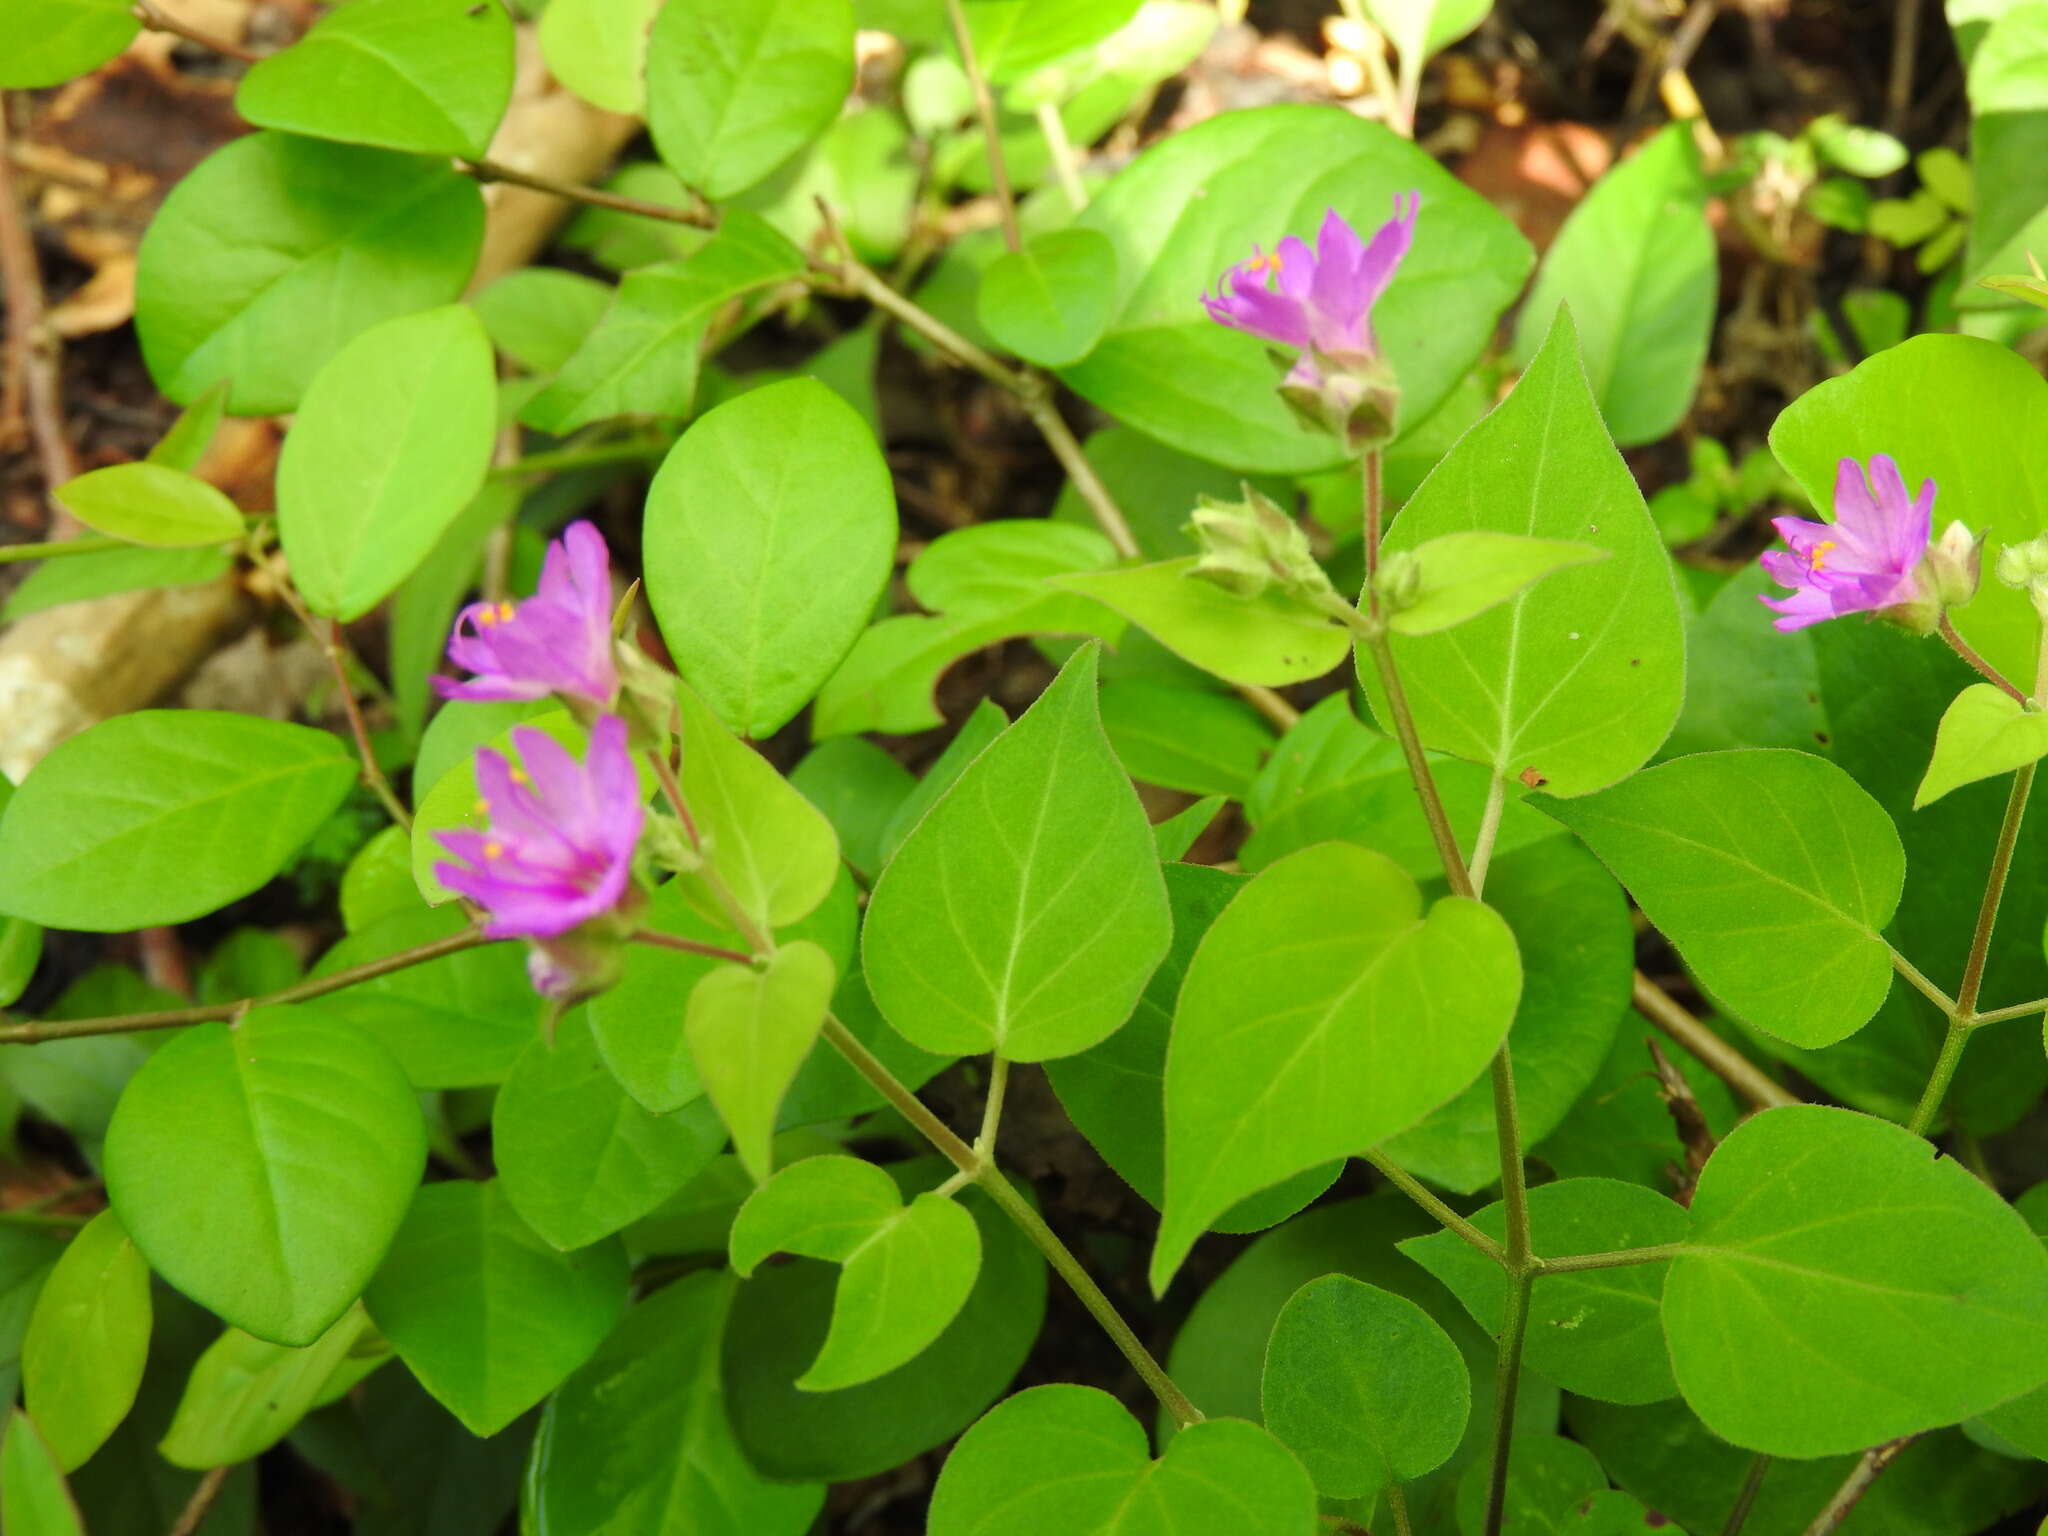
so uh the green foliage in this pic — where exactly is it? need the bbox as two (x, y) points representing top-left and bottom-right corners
(1058, 558), (1350, 686)
(20, 1213), (150, 1471)
(0, 0), (137, 87)
(158, 1306), (382, 1469)
(1918, 682), (2048, 805)
(0, 1410), (84, 1536)
(52, 463), (243, 548)
(687, 942), (836, 1182)
(1383, 532), (1609, 635)
(978, 229), (1120, 366)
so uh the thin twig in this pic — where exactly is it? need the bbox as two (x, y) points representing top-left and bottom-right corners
(325, 621), (413, 831)
(0, 105), (78, 511)
(0, 534), (129, 563)
(1802, 1439), (1912, 1536)
(943, 0), (1021, 251)
(167, 1463), (235, 1536)
(1631, 971), (1800, 1111)
(133, 0), (261, 60)
(1720, 1455), (1772, 1536)
(631, 929), (752, 966)
(458, 157), (717, 230)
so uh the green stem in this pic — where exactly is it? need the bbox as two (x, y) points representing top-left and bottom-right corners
(457, 156), (716, 228)
(1385, 1481), (1414, 1536)
(1965, 995), (2048, 1027)
(1481, 1272), (1534, 1536)
(976, 1055), (1010, 1156)
(489, 438), (670, 479)
(0, 534), (129, 563)
(1720, 1455), (1772, 1536)
(1889, 950), (1956, 1015)
(1939, 615), (2025, 703)
(0, 926), (490, 1044)
(1490, 1052), (1532, 1269)
(1035, 102), (1089, 211)
(630, 930), (752, 966)
(1468, 774), (1507, 898)
(1361, 1151), (1507, 1266)
(942, 0), (1021, 251)
(1537, 1242), (1687, 1275)
(1362, 449), (1386, 620)
(1905, 1020), (1971, 1138)
(1359, 630), (1474, 899)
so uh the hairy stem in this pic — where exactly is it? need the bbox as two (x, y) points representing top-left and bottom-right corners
(1358, 631), (1473, 898)
(1468, 773), (1507, 897)
(1802, 1439), (1912, 1536)
(976, 1055), (1010, 1155)
(1939, 615), (2025, 703)
(1385, 1481), (1414, 1536)
(1890, 949), (1957, 1015)
(1481, 1273), (1534, 1536)
(1536, 1242), (1687, 1275)
(1361, 1151), (1508, 1266)
(1964, 995), (2048, 1027)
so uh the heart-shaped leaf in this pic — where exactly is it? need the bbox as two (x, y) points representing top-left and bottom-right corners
(689, 942), (837, 1183)
(1916, 683), (2048, 807)
(1153, 841), (1520, 1291)
(927, 1384), (1317, 1536)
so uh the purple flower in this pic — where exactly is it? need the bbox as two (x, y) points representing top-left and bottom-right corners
(435, 520), (619, 707)
(1200, 196), (1420, 387)
(434, 714), (644, 940)
(1759, 456), (1934, 632)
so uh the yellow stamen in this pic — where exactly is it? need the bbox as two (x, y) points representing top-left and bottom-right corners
(496, 601), (516, 623)
(1245, 247), (1283, 276)
(483, 840), (504, 860)
(473, 797), (490, 817)
(1810, 539), (1837, 573)
(476, 606), (497, 626)
(510, 768), (530, 786)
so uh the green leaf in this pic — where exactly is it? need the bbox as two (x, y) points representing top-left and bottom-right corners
(0, 917), (40, 1010)
(1386, 532), (1610, 636)
(1536, 748), (1905, 1048)
(1056, 558), (1349, 687)
(730, 1156), (981, 1390)
(672, 684), (841, 934)
(1051, 423), (1289, 560)
(522, 213), (805, 433)
(527, 1270), (825, 1535)
(1771, 334), (2048, 684)
(1534, 1030), (1742, 1192)
(21, 1213), (150, 1471)
(1981, 270), (2048, 307)
(1064, 105), (1532, 473)
(0, 1410), (83, 1536)
(0, 0), (138, 87)
(1153, 841), (1520, 1291)
(960, 0), (1142, 81)
(1045, 864), (1342, 1235)
(1365, 309), (1685, 797)
(1964, 6), (2048, 299)
(814, 523), (1122, 737)
(146, 380), (230, 474)
(1261, 1275), (1469, 1498)
(1099, 679), (1273, 796)
(235, 0), (514, 158)
(1152, 795), (1224, 860)
(0, 711), (355, 931)
(539, 0), (663, 112)
(158, 1305), (381, 1469)
(1808, 113), (1911, 176)
(1361, 0), (1491, 65)
(790, 737), (916, 881)
(473, 270), (614, 376)
(52, 463), (243, 548)
(363, 1180), (628, 1436)
(1916, 683), (2048, 807)
(277, 304), (496, 621)
(978, 229), (1119, 366)
(495, 1011), (727, 1252)
(927, 1384), (1317, 1536)
(1662, 563), (1830, 758)
(388, 480), (519, 744)
(646, 0), (856, 199)
(1453, 1436), (1606, 1536)
(104, 1006), (426, 1346)
(1404, 1178), (1689, 1405)
(134, 133), (483, 415)
(863, 645), (1171, 1060)
(1, 543), (228, 623)
(1663, 1104), (2048, 1455)
(644, 378), (896, 737)
(689, 943), (836, 1183)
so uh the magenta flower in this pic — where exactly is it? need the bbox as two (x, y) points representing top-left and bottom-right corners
(434, 714), (643, 941)
(1200, 195), (1420, 388)
(1759, 456), (1935, 632)
(435, 520), (619, 707)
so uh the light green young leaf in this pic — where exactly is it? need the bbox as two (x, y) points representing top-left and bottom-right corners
(1916, 683), (2048, 807)
(927, 1384), (1317, 1536)
(1664, 1105), (2048, 1455)
(53, 463), (242, 548)
(688, 942), (837, 1183)
(495, 1011), (728, 1252)
(1981, 271), (2048, 307)
(1262, 1275), (1469, 1498)
(1, 543), (228, 624)
(0, 917), (40, 1010)
(961, 0), (1142, 81)
(134, 133), (483, 415)
(526, 1271), (825, 1536)
(646, 0), (856, 199)
(145, 379), (230, 474)
(363, 1180), (629, 1436)
(978, 229), (1119, 366)
(730, 1156), (982, 1391)
(235, 0), (514, 158)
(1964, 6), (2048, 300)
(645, 378), (896, 738)
(104, 1006), (425, 1347)
(862, 645), (1171, 1061)
(158, 1305), (382, 1469)
(473, 269), (614, 375)
(0, 711), (355, 931)
(1361, 0), (1491, 67)
(1055, 558), (1349, 687)
(1404, 1178), (1689, 1405)
(538, 0), (663, 113)
(1364, 309), (1685, 798)
(1385, 531), (1609, 636)
(21, 1212), (150, 1471)
(0, 0), (138, 88)
(1151, 795), (1226, 860)
(278, 304), (496, 621)
(1154, 841), (1520, 1292)
(1536, 748), (1905, 1048)
(0, 1410), (84, 1536)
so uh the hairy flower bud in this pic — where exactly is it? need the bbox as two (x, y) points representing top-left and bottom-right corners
(1185, 485), (1334, 604)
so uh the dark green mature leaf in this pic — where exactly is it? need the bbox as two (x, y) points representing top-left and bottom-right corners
(279, 305), (496, 621)
(646, 0), (856, 199)
(525, 1270), (825, 1536)
(1405, 1178), (1689, 1405)
(0, 0), (138, 87)
(21, 1213), (150, 1471)
(1660, 564), (1829, 759)
(1539, 749), (1905, 1049)
(365, 1181), (628, 1436)
(1064, 105), (1531, 472)
(978, 229), (1119, 366)
(1453, 1436), (1607, 1536)
(236, 0), (514, 157)
(0, 712), (355, 931)
(1262, 1276), (1468, 1498)
(863, 645), (1171, 1061)
(1154, 841), (1520, 1291)
(105, 1006), (425, 1346)
(928, 1384), (1316, 1536)
(645, 378), (896, 737)
(135, 133), (483, 414)
(1365, 310), (1684, 797)
(723, 1172), (1046, 1481)
(1664, 1105), (2048, 1455)
(53, 463), (243, 548)
(789, 737), (915, 881)
(1512, 125), (1714, 445)
(1099, 680), (1272, 796)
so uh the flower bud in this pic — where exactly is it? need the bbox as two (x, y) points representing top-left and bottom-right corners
(1922, 520), (1982, 609)
(1374, 548), (1424, 612)
(643, 811), (704, 875)
(1998, 534), (2048, 589)
(1185, 485), (1335, 604)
